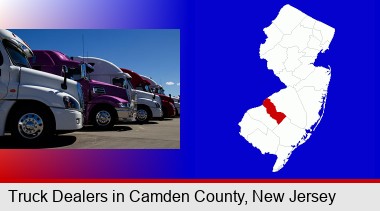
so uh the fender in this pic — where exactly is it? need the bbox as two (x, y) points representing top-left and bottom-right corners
(86, 95), (128, 122)
(162, 101), (176, 117)
(17, 85), (79, 109)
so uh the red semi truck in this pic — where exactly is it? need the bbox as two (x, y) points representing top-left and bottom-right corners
(123, 69), (176, 118)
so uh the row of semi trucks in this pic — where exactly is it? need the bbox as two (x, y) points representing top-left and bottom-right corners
(0, 29), (180, 143)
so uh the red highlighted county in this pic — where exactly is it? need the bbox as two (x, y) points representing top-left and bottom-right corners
(263, 98), (286, 124)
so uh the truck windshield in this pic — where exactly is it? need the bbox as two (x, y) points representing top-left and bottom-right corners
(153, 87), (165, 95)
(144, 85), (151, 92)
(112, 77), (125, 88)
(126, 78), (134, 89)
(67, 67), (83, 81)
(3, 40), (31, 68)
(159, 88), (165, 95)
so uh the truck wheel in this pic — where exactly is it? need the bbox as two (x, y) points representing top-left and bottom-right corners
(162, 107), (168, 118)
(136, 106), (151, 124)
(11, 107), (53, 143)
(92, 107), (116, 129)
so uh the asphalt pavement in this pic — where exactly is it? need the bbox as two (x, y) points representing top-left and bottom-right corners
(0, 118), (180, 149)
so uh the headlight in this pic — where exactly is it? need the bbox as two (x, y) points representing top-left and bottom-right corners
(63, 96), (80, 110)
(118, 102), (130, 108)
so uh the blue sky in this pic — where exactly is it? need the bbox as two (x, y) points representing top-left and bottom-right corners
(11, 29), (180, 96)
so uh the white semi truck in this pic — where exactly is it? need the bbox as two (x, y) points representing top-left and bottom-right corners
(0, 29), (84, 143)
(141, 75), (180, 116)
(171, 95), (180, 116)
(72, 57), (162, 123)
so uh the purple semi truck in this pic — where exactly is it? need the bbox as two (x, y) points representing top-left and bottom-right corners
(29, 50), (137, 129)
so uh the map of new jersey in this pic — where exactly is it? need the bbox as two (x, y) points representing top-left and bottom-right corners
(239, 5), (335, 172)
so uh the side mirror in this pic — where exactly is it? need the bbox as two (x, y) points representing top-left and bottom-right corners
(80, 64), (88, 79)
(85, 63), (94, 73)
(61, 65), (68, 90)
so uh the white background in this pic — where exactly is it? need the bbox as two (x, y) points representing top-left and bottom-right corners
(0, 183), (379, 210)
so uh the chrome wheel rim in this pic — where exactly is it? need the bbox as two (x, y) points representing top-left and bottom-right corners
(137, 109), (148, 121)
(18, 113), (44, 140)
(96, 110), (111, 126)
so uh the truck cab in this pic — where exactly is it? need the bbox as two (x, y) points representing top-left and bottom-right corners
(140, 75), (177, 118)
(0, 30), (83, 142)
(120, 68), (163, 123)
(29, 50), (136, 129)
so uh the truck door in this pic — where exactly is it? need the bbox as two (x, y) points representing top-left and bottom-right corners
(0, 50), (7, 99)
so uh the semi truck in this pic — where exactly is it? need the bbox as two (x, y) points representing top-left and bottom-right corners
(171, 95), (180, 116)
(72, 57), (162, 123)
(121, 68), (175, 118)
(140, 75), (177, 117)
(120, 68), (163, 122)
(0, 30), (83, 142)
(29, 50), (136, 129)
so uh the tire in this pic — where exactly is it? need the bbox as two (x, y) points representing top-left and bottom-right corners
(91, 106), (116, 129)
(11, 107), (53, 143)
(136, 106), (151, 124)
(162, 107), (168, 118)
